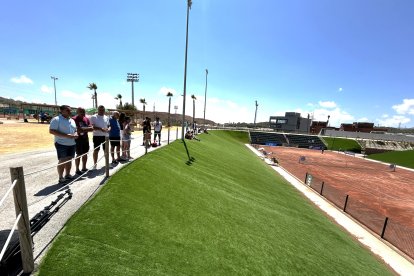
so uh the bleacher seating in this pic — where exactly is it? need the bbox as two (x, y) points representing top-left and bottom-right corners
(249, 131), (287, 146)
(285, 134), (326, 149)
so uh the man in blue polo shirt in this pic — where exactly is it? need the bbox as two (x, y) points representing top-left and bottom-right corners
(49, 105), (78, 183)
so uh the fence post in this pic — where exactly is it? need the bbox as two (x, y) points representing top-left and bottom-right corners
(105, 137), (109, 177)
(10, 167), (34, 274)
(343, 195), (349, 212)
(381, 217), (389, 239)
(320, 182), (324, 195)
(168, 127), (170, 145)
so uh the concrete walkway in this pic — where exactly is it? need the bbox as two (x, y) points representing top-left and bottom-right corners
(246, 144), (414, 276)
(0, 128), (182, 271)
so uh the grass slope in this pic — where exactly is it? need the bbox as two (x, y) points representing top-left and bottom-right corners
(38, 131), (391, 275)
(323, 137), (361, 152)
(368, 149), (414, 169)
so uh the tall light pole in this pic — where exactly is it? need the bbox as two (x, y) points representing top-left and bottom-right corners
(127, 73), (139, 109)
(203, 69), (208, 128)
(51, 76), (58, 106)
(181, 0), (192, 140)
(254, 100), (258, 128)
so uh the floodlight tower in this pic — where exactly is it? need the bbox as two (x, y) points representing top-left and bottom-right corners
(254, 100), (258, 128)
(51, 76), (58, 106)
(127, 73), (139, 109)
(181, 0), (192, 140)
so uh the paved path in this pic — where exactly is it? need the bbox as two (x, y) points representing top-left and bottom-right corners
(0, 128), (182, 270)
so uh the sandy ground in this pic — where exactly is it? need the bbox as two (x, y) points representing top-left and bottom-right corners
(0, 119), (54, 155)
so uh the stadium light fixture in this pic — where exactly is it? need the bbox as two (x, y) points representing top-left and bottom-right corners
(127, 73), (139, 109)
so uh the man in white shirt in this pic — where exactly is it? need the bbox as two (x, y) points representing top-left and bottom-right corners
(49, 105), (78, 183)
(90, 105), (110, 169)
(154, 117), (162, 146)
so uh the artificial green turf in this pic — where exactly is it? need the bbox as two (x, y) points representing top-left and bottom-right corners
(323, 137), (361, 152)
(367, 149), (414, 169)
(38, 131), (392, 275)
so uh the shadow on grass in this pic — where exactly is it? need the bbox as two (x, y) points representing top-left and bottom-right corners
(182, 139), (196, 166)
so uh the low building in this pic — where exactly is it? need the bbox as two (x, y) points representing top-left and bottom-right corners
(340, 122), (388, 133)
(269, 112), (311, 133)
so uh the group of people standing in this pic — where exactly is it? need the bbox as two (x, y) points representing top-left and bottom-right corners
(49, 105), (133, 183)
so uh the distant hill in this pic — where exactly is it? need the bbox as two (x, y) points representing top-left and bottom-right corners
(0, 96), (216, 126)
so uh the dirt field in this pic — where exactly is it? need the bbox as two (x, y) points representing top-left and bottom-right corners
(260, 145), (414, 259)
(0, 119), (54, 154)
(261, 146), (414, 226)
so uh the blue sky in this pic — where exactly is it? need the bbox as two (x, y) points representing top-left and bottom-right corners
(1, 0), (414, 127)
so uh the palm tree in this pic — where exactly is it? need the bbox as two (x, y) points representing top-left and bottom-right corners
(140, 98), (147, 119)
(87, 83), (98, 108)
(191, 94), (196, 128)
(115, 93), (123, 109)
(167, 92), (173, 144)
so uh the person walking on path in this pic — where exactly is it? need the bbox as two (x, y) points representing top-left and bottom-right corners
(122, 116), (133, 159)
(90, 105), (110, 169)
(49, 105), (78, 183)
(154, 117), (162, 146)
(142, 117), (151, 146)
(72, 107), (93, 175)
(109, 111), (121, 163)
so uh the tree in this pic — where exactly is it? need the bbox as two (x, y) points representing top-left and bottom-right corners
(87, 83), (98, 108)
(140, 98), (147, 119)
(115, 94), (123, 109)
(122, 102), (136, 111)
(191, 94), (196, 127)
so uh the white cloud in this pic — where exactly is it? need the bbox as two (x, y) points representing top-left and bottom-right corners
(14, 96), (27, 101)
(357, 117), (369, 122)
(318, 101), (337, 109)
(382, 114), (389, 118)
(376, 115), (411, 128)
(312, 107), (354, 127)
(40, 85), (53, 94)
(338, 88), (343, 92)
(392, 99), (414, 115)
(10, 75), (33, 84)
(307, 103), (314, 107)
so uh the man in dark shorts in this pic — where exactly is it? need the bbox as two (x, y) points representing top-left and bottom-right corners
(90, 105), (110, 169)
(109, 111), (121, 163)
(72, 107), (93, 174)
(49, 105), (78, 183)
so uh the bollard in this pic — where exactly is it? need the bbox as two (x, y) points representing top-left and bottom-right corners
(10, 167), (34, 274)
(105, 137), (109, 177)
(343, 195), (349, 212)
(381, 217), (389, 239)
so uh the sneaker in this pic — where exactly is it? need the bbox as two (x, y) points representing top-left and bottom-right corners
(111, 160), (118, 164)
(76, 170), (83, 175)
(81, 168), (88, 172)
(59, 177), (66, 183)
(65, 174), (75, 180)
